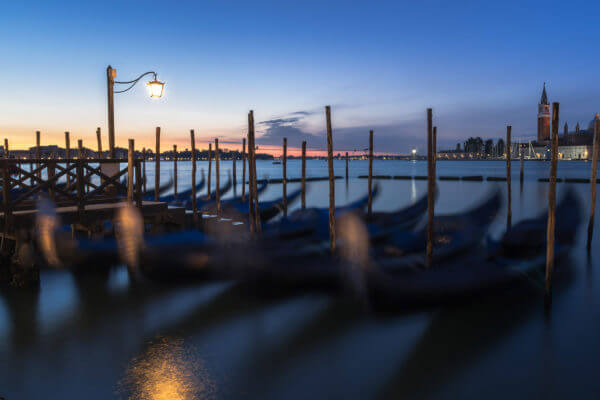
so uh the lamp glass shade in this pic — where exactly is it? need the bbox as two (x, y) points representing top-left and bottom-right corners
(147, 80), (165, 98)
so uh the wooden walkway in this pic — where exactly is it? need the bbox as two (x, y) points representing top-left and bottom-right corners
(1, 200), (177, 225)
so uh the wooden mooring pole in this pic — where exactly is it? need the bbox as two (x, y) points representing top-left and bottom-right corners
(520, 145), (524, 183)
(368, 129), (373, 217)
(36, 130), (41, 179)
(325, 105), (335, 252)
(242, 138), (246, 202)
(142, 148), (147, 195)
(155, 127), (160, 202)
(250, 112), (261, 232)
(301, 141), (307, 209)
(546, 102), (559, 299)
(4, 138), (8, 158)
(190, 130), (197, 221)
(96, 127), (103, 159)
(77, 139), (88, 193)
(587, 119), (600, 251)
(345, 151), (349, 180)
(128, 139), (134, 204)
(507, 125), (512, 230)
(65, 131), (70, 188)
(433, 126), (437, 180)
(173, 144), (178, 200)
(215, 138), (221, 216)
(232, 151), (237, 196)
(247, 116), (255, 232)
(135, 153), (142, 208)
(247, 110), (261, 232)
(207, 143), (212, 199)
(283, 137), (287, 217)
(426, 108), (434, 268)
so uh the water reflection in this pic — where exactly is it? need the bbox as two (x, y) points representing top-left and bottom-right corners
(1, 161), (599, 399)
(117, 337), (217, 400)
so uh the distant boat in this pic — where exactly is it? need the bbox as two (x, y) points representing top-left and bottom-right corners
(272, 161), (281, 164)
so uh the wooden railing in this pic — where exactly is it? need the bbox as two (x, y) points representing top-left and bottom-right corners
(0, 158), (143, 218)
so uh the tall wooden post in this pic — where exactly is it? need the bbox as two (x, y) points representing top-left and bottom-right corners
(301, 141), (307, 209)
(128, 139), (134, 204)
(247, 117), (255, 232)
(215, 139), (221, 215)
(142, 147), (147, 195)
(48, 157), (55, 199)
(520, 145), (524, 182)
(426, 108), (434, 268)
(134, 158), (142, 208)
(345, 151), (349, 180)
(173, 144), (178, 200)
(96, 127), (103, 159)
(368, 130), (374, 216)
(77, 140), (84, 158)
(242, 138), (246, 202)
(232, 152), (237, 195)
(249, 111), (261, 232)
(154, 127), (160, 202)
(77, 139), (87, 193)
(107, 65), (116, 159)
(507, 126), (512, 230)
(65, 131), (71, 189)
(433, 126), (437, 180)
(282, 137), (288, 216)
(36, 130), (41, 179)
(546, 102), (559, 298)
(207, 143), (212, 199)
(190, 130), (197, 221)
(4, 139), (8, 158)
(587, 119), (600, 251)
(325, 105), (335, 252)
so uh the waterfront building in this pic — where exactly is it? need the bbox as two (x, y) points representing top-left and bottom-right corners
(532, 84), (598, 160)
(537, 83), (551, 142)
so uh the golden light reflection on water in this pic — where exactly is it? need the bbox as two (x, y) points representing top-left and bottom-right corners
(117, 337), (217, 400)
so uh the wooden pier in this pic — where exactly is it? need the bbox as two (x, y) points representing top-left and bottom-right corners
(0, 158), (182, 287)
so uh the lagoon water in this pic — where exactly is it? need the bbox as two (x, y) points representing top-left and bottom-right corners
(1, 160), (600, 399)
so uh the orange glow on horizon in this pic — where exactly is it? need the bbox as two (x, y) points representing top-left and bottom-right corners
(0, 127), (402, 156)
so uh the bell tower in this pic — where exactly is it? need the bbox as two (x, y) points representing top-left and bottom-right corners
(537, 83), (551, 142)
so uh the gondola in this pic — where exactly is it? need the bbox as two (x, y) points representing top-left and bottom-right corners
(185, 174), (234, 210)
(237, 190), (502, 294)
(375, 188), (501, 256)
(262, 185), (381, 240)
(159, 170), (206, 204)
(117, 175), (174, 197)
(198, 180), (269, 215)
(497, 188), (578, 256)
(141, 176), (174, 200)
(365, 187), (582, 310)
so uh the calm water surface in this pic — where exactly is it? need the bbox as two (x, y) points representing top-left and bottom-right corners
(1, 160), (600, 399)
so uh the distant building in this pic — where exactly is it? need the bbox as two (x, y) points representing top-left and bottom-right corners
(537, 83), (551, 142)
(533, 83), (598, 160)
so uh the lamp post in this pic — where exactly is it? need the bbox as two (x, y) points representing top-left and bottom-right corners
(106, 65), (164, 158)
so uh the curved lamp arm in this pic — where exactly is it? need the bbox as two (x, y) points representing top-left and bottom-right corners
(114, 71), (158, 94)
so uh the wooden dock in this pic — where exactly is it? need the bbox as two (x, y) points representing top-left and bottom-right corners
(0, 157), (185, 287)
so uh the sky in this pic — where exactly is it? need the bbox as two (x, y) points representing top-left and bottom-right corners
(1, 0), (599, 155)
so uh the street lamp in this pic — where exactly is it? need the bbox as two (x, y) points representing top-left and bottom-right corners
(106, 65), (164, 158)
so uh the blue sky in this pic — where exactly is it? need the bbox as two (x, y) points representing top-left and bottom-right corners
(1, 0), (599, 154)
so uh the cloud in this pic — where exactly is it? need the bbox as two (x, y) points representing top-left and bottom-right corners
(256, 109), (425, 153)
(256, 114), (320, 148)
